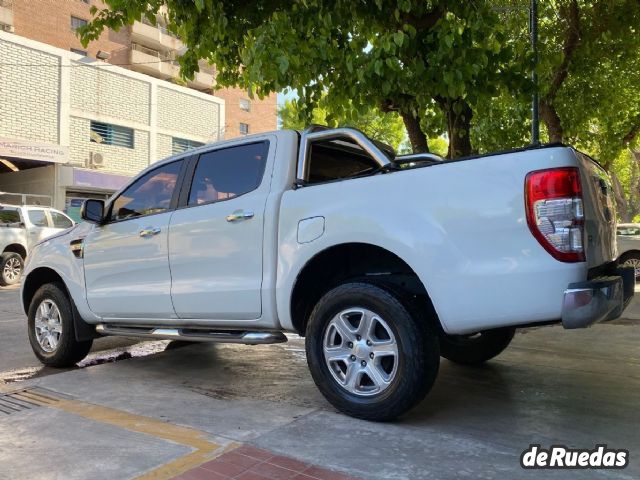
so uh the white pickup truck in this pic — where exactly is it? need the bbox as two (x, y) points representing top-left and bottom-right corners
(0, 204), (74, 286)
(21, 127), (634, 420)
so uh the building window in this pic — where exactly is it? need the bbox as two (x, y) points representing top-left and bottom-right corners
(70, 48), (87, 56)
(70, 16), (88, 32)
(90, 121), (134, 149)
(239, 123), (250, 135)
(172, 137), (204, 155)
(239, 98), (251, 112)
(80, 0), (91, 4)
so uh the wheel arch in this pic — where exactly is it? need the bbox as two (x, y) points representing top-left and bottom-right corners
(619, 249), (640, 260)
(22, 267), (66, 314)
(3, 243), (27, 259)
(22, 267), (97, 341)
(289, 242), (440, 336)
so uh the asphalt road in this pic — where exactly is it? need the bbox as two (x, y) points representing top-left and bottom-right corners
(0, 284), (140, 374)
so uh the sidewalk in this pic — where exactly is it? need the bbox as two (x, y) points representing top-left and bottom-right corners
(1, 322), (639, 480)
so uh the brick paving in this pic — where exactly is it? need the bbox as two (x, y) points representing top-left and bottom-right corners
(174, 445), (361, 480)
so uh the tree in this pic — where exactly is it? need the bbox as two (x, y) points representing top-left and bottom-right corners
(470, 1), (640, 219)
(79, 0), (522, 158)
(279, 98), (406, 151)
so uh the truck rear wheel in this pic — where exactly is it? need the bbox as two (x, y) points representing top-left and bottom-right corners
(305, 282), (440, 421)
(439, 327), (515, 365)
(27, 283), (93, 367)
(0, 252), (23, 286)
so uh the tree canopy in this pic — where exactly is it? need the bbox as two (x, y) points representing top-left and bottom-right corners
(80, 0), (524, 158)
(80, 0), (640, 215)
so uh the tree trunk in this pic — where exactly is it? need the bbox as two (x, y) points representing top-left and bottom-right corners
(540, 100), (564, 143)
(400, 111), (429, 153)
(441, 98), (473, 158)
(611, 172), (631, 222)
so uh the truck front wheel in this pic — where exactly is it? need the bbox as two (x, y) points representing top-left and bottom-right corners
(0, 252), (24, 286)
(27, 283), (93, 367)
(439, 327), (516, 365)
(305, 282), (440, 421)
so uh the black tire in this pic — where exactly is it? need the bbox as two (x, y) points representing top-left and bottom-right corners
(27, 283), (93, 367)
(0, 252), (24, 286)
(439, 327), (516, 365)
(618, 251), (640, 280)
(305, 282), (440, 421)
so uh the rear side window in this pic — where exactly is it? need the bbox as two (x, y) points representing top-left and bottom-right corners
(51, 211), (73, 229)
(188, 141), (269, 206)
(28, 210), (49, 227)
(110, 161), (182, 221)
(0, 208), (21, 225)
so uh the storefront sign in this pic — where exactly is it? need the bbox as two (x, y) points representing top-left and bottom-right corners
(0, 138), (69, 163)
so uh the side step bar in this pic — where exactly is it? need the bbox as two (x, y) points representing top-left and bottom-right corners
(95, 324), (287, 345)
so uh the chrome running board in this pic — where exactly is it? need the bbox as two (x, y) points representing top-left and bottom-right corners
(95, 324), (287, 345)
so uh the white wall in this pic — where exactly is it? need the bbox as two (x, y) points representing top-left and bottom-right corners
(0, 30), (224, 178)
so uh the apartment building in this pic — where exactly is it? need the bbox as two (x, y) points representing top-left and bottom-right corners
(0, 30), (224, 217)
(0, 0), (277, 218)
(1, 0), (277, 139)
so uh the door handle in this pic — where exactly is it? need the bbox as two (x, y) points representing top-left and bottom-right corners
(226, 210), (254, 222)
(139, 226), (161, 237)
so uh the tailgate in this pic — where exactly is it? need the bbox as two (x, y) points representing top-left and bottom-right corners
(574, 151), (617, 268)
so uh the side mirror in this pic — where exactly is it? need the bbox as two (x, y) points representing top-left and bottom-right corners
(81, 199), (105, 224)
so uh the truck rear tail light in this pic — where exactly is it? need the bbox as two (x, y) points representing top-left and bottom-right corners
(525, 167), (585, 262)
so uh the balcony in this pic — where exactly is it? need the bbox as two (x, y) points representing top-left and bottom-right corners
(129, 43), (179, 80)
(131, 19), (183, 53)
(0, 0), (14, 30)
(187, 62), (215, 90)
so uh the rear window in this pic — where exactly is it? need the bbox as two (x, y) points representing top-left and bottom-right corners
(0, 208), (21, 225)
(307, 141), (380, 184)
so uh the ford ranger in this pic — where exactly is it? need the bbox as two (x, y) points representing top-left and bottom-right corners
(20, 126), (634, 420)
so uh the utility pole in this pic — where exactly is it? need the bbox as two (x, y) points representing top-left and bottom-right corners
(530, 0), (540, 145)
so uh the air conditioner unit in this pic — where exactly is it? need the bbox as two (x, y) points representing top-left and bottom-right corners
(88, 152), (105, 169)
(0, 24), (15, 33)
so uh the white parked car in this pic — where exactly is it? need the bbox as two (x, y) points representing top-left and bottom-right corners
(0, 204), (74, 286)
(616, 223), (640, 279)
(21, 127), (634, 420)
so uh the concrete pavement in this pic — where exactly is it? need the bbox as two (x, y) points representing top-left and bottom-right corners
(0, 286), (639, 479)
(0, 284), (143, 373)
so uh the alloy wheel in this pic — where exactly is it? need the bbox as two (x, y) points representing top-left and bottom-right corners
(3, 257), (21, 283)
(34, 299), (63, 353)
(323, 308), (399, 396)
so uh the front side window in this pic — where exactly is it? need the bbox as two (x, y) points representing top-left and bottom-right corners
(90, 121), (134, 148)
(110, 161), (182, 221)
(188, 142), (268, 206)
(51, 211), (74, 229)
(28, 210), (49, 227)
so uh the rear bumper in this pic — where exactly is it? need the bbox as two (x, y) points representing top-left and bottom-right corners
(561, 266), (635, 329)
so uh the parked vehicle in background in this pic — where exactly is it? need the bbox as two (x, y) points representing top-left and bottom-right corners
(21, 126), (634, 421)
(616, 223), (640, 279)
(0, 204), (74, 286)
